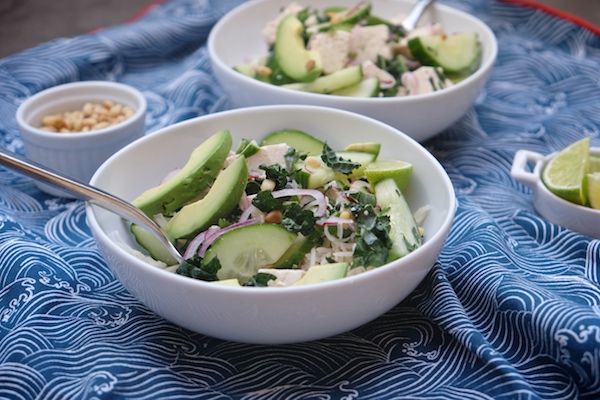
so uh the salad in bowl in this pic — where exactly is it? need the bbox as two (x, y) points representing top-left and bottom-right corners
(86, 105), (456, 343)
(128, 128), (428, 288)
(234, 1), (482, 98)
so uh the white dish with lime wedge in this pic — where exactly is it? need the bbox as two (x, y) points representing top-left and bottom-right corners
(511, 145), (600, 240)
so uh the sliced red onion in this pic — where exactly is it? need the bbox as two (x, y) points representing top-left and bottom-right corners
(239, 204), (259, 222)
(198, 219), (257, 257)
(317, 216), (356, 232)
(271, 188), (328, 217)
(183, 230), (208, 260)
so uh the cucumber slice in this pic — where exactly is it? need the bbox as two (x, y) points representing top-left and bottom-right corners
(130, 224), (179, 266)
(294, 159), (336, 189)
(331, 77), (380, 97)
(261, 129), (324, 156)
(374, 178), (421, 261)
(407, 33), (481, 75)
(233, 63), (255, 77)
(281, 65), (363, 94)
(203, 224), (297, 283)
(271, 228), (323, 269)
(236, 139), (260, 158)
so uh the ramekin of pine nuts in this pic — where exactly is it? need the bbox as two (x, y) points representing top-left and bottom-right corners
(16, 81), (147, 197)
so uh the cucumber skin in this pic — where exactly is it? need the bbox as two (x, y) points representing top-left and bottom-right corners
(271, 228), (323, 269)
(407, 33), (482, 75)
(130, 224), (179, 266)
(374, 178), (421, 261)
(331, 77), (380, 98)
(281, 65), (363, 94)
(202, 224), (297, 282)
(261, 129), (324, 156)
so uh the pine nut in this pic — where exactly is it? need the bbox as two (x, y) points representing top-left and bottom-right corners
(39, 100), (136, 133)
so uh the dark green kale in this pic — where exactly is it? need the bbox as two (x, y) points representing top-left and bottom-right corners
(321, 143), (360, 175)
(376, 55), (410, 97)
(281, 203), (317, 236)
(252, 190), (283, 212)
(176, 255), (221, 281)
(348, 190), (377, 207)
(284, 147), (307, 167)
(260, 163), (293, 190)
(348, 202), (392, 269)
(245, 180), (262, 195)
(243, 272), (277, 287)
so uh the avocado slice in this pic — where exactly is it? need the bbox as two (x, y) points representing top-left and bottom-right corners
(292, 262), (348, 286)
(132, 130), (232, 217)
(275, 14), (323, 82)
(343, 142), (381, 157)
(164, 155), (248, 239)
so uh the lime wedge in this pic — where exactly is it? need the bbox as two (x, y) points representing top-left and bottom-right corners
(587, 172), (600, 209)
(365, 159), (413, 191)
(590, 154), (600, 173)
(542, 137), (590, 206)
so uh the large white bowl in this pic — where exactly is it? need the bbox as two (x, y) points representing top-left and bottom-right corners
(86, 105), (456, 344)
(207, 0), (498, 142)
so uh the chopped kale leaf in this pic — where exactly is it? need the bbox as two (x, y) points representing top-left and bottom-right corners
(348, 202), (392, 269)
(252, 190), (283, 212)
(281, 203), (317, 236)
(177, 255), (221, 281)
(244, 272), (277, 287)
(321, 143), (360, 175)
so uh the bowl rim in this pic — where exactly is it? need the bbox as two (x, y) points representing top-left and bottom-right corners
(86, 104), (457, 295)
(207, 0), (499, 103)
(16, 80), (148, 139)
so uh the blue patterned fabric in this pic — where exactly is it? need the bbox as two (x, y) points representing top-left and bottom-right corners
(1, 0), (600, 398)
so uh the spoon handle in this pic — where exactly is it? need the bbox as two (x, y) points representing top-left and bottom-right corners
(0, 147), (182, 263)
(401, 0), (435, 32)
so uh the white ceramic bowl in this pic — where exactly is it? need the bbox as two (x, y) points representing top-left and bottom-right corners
(207, 0), (498, 142)
(511, 148), (600, 239)
(86, 105), (456, 344)
(16, 81), (147, 197)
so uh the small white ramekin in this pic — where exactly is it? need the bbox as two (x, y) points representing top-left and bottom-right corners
(511, 148), (600, 239)
(16, 81), (147, 197)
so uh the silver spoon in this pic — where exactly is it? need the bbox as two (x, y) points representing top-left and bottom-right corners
(0, 147), (183, 264)
(401, 0), (435, 32)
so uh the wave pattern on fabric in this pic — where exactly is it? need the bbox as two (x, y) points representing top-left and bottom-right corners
(0, 0), (599, 399)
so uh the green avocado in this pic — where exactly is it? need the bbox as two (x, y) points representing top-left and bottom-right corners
(292, 262), (348, 286)
(275, 14), (323, 82)
(164, 155), (248, 239)
(132, 129), (232, 217)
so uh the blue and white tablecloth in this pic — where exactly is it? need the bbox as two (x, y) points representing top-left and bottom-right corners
(1, 0), (600, 398)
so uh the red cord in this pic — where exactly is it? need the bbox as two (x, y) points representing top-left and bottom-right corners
(499, 0), (600, 35)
